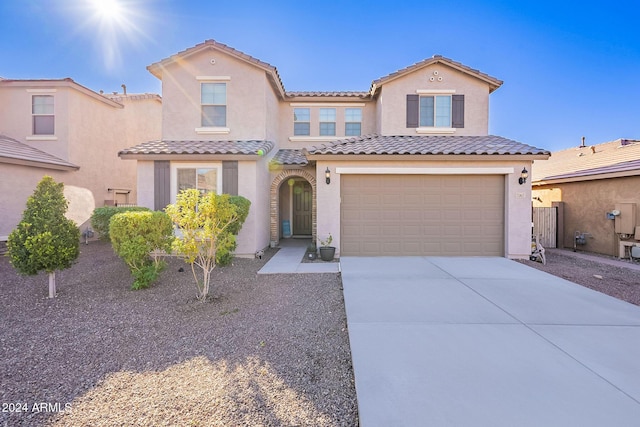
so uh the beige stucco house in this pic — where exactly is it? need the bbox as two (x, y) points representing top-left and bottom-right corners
(532, 138), (640, 257)
(119, 39), (549, 259)
(0, 78), (161, 239)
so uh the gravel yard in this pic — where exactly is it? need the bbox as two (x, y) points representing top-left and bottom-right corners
(518, 249), (640, 306)
(3, 241), (640, 427)
(0, 241), (357, 427)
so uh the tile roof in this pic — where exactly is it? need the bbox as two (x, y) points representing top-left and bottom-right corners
(0, 134), (79, 170)
(119, 140), (275, 156)
(271, 149), (308, 166)
(305, 134), (549, 156)
(285, 91), (370, 98)
(532, 138), (640, 182)
(371, 55), (503, 94)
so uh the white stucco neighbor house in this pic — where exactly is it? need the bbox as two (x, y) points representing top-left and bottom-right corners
(119, 39), (550, 259)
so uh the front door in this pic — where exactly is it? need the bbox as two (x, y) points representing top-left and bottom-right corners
(293, 181), (312, 235)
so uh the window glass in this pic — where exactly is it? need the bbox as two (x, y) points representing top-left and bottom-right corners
(435, 96), (451, 127)
(345, 108), (362, 136)
(420, 95), (451, 127)
(319, 122), (336, 136)
(32, 95), (54, 135)
(202, 106), (226, 127)
(294, 108), (310, 136)
(419, 96), (434, 127)
(201, 83), (226, 127)
(319, 108), (336, 122)
(177, 168), (217, 194)
(345, 108), (361, 122)
(319, 108), (336, 136)
(345, 123), (361, 136)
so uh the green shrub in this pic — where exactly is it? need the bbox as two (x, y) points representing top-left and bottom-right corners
(7, 176), (80, 298)
(109, 211), (173, 290)
(91, 206), (150, 241)
(216, 195), (251, 266)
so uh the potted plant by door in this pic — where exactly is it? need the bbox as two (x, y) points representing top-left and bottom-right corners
(318, 234), (335, 261)
(306, 243), (317, 261)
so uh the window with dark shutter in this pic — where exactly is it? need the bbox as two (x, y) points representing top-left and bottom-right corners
(452, 94), (465, 128)
(406, 94), (419, 128)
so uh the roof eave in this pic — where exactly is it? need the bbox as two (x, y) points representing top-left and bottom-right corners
(118, 153), (263, 161)
(0, 156), (80, 171)
(533, 169), (640, 186)
(305, 153), (550, 161)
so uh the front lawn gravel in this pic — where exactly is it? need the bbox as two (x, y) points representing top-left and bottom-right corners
(0, 241), (358, 426)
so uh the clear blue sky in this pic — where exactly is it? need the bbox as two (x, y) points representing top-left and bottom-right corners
(1, 0), (638, 151)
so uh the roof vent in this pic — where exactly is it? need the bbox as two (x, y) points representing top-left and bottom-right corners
(580, 136), (586, 148)
(620, 138), (630, 146)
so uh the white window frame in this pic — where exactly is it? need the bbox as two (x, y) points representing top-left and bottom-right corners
(345, 107), (362, 136)
(319, 108), (336, 136)
(415, 89), (456, 133)
(293, 108), (310, 136)
(170, 162), (222, 203)
(31, 94), (55, 136)
(196, 78), (229, 134)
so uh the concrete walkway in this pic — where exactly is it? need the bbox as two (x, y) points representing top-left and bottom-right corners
(257, 239), (340, 274)
(341, 256), (640, 427)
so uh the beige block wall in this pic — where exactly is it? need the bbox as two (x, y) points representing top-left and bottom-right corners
(316, 159), (534, 259)
(376, 63), (490, 136)
(533, 176), (640, 256)
(159, 49), (269, 141)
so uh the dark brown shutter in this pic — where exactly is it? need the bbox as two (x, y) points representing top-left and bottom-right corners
(406, 94), (419, 128)
(222, 161), (238, 195)
(452, 94), (465, 128)
(154, 160), (170, 211)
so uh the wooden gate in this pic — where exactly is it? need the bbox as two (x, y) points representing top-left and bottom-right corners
(533, 207), (557, 248)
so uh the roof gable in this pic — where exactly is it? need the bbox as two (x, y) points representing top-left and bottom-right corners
(370, 55), (503, 96)
(147, 39), (286, 98)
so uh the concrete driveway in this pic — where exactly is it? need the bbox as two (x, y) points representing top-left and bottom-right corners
(340, 256), (640, 427)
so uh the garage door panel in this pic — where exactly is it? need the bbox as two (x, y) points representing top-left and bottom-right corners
(341, 174), (504, 256)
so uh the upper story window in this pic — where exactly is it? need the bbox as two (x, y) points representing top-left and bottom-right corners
(420, 95), (451, 127)
(319, 108), (336, 136)
(32, 95), (54, 135)
(407, 93), (464, 130)
(201, 83), (226, 127)
(293, 108), (310, 136)
(345, 108), (362, 136)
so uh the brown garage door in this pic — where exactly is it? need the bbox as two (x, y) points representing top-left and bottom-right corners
(341, 174), (505, 256)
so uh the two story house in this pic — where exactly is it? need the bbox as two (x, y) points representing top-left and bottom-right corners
(0, 78), (162, 239)
(119, 39), (549, 259)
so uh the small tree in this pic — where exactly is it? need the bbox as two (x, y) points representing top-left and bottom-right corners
(109, 211), (174, 290)
(165, 190), (250, 301)
(7, 176), (80, 298)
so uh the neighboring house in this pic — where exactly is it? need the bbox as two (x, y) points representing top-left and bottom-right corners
(532, 138), (640, 257)
(119, 39), (549, 259)
(0, 78), (162, 239)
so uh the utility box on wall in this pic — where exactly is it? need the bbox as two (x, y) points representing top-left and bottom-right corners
(614, 203), (637, 234)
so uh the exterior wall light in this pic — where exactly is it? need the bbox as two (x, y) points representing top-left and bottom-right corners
(518, 167), (529, 185)
(325, 167), (331, 185)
